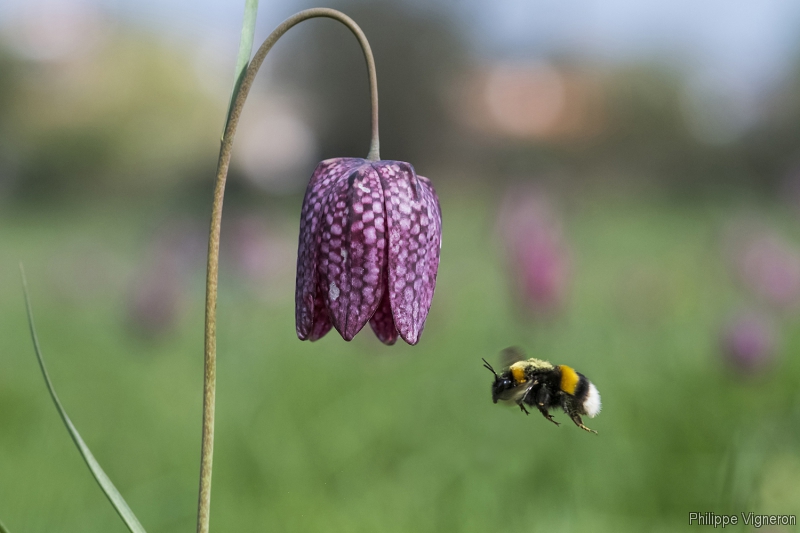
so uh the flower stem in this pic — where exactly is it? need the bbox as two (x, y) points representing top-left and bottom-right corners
(198, 8), (380, 533)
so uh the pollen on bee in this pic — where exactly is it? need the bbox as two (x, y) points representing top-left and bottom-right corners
(510, 362), (528, 384)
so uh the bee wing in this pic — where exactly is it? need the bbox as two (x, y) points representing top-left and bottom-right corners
(499, 346), (527, 368)
(507, 377), (538, 404)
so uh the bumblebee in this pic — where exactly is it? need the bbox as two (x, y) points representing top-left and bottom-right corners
(483, 347), (601, 434)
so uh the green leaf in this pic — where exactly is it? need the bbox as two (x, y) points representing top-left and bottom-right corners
(223, 0), (260, 136)
(19, 264), (147, 533)
(0, 518), (10, 533)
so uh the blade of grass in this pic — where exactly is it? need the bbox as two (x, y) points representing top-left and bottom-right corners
(222, 0), (259, 137)
(19, 264), (147, 533)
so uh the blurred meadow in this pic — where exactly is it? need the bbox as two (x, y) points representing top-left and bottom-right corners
(2, 0), (800, 531)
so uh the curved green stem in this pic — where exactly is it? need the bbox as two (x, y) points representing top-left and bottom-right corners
(198, 8), (380, 533)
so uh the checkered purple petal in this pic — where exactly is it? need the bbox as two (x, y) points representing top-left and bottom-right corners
(378, 162), (442, 345)
(319, 164), (387, 340)
(295, 158), (362, 340)
(308, 278), (333, 341)
(369, 267), (399, 345)
(417, 174), (442, 333)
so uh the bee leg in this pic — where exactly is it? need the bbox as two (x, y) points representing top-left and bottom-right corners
(518, 382), (537, 416)
(531, 386), (559, 426)
(536, 404), (560, 426)
(569, 412), (597, 434)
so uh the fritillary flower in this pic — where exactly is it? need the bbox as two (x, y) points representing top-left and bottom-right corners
(295, 158), (442, 345)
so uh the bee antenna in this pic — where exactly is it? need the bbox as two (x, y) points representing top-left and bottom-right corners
(482, 358), (497, 376)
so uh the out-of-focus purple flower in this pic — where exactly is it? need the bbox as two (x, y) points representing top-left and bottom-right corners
(720, 311), (778, 375)
(127, 256), (184, 339)
(514, 236), (570, 313)
(224, 215), (293, 293)
(126, 221), (203, 339)
(728, 228), (800, 311)
(295, 158), (442, 345)
(497, 186), (571, 316)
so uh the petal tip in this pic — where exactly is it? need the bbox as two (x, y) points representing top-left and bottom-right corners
(398, 328), (422, 346)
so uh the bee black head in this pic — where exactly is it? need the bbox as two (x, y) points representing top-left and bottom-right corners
(483, 358), (514, 403)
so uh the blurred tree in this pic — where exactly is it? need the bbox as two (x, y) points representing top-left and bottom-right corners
(745, 58), (800, 192)
(598, 65), (754, 194)
(0, 46), (22, 198)
(275, 0), (467, 169)
(6, 28), (222, 202)
(0, 46), (19, 117)
(468, 61), (788, 197)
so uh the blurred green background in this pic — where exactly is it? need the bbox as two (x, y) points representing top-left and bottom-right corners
(2, 0), (800, 531)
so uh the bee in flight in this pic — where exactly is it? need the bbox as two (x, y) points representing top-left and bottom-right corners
(483, 347), (601, 434)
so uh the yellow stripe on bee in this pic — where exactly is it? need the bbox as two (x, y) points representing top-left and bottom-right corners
(510, 362), (528, 384)
(559, 365), (579, 395)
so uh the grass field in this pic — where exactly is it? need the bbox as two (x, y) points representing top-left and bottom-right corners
(1, 186), (799, 532)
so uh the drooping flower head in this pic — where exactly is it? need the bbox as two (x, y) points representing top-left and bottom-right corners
(295, 158), (442, 345)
